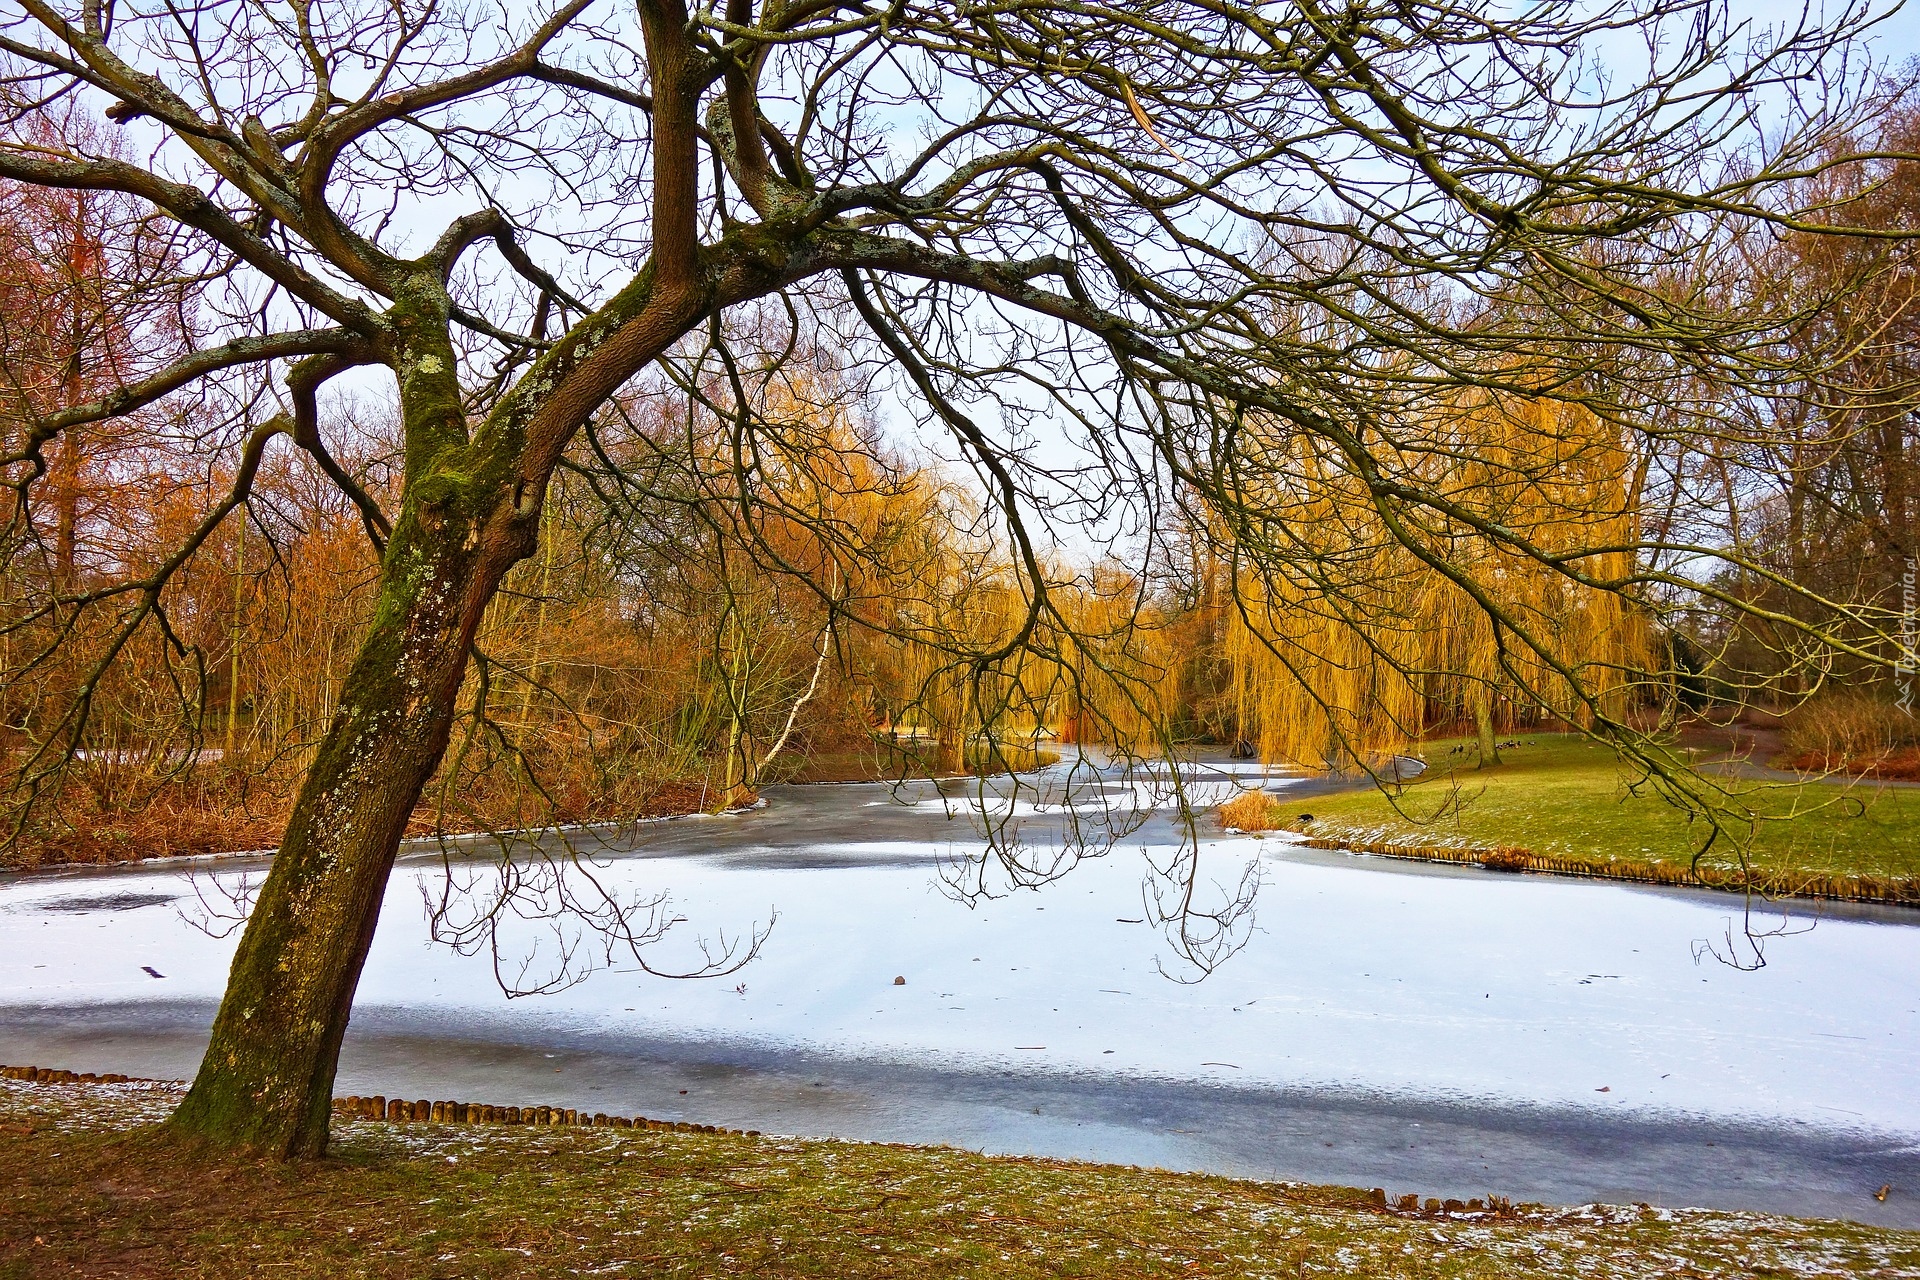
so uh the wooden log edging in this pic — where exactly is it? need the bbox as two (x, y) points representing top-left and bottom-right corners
(0, 1065), (152, 1085)
(1298, 836), (1920, 908)
(0, 1064), (760, 1137)
(1367, 1188), (1521, 1219)
(326, 1093), (759, 1137)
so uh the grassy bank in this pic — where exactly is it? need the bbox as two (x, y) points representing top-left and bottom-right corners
(3, 1082), (1914, 1279)
(1285, 735), (1920, 886)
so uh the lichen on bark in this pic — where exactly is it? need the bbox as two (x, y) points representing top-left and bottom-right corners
(169, 271), (533, 1157)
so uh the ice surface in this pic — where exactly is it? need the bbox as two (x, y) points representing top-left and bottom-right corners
(2, 774), (1916, 1141)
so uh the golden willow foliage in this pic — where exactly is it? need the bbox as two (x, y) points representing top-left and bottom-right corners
(0, 403), (992, 863)
(3, 335), (1168, 868)
(2, 352), (1657, 871)
(1211, 394), (1650, 771)
(570, 373), (1136, 793)
(880, 551), (1164, 773)
(322, 385), (1020, 829)
(0, 433), (386, 864)
(545, 377), (968, 809)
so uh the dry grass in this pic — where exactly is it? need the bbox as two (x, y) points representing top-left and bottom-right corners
(1218, 790), (1288, 832)
(7, 734), (1052, 872)
(3, 1081), (1917, 1279)
(4, 772), (718, 873)
(1780, 694), (1920, 778)
(1780, 747), (1920, 782)
(8, 777), (287, 870)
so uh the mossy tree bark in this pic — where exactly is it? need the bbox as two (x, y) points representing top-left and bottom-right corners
(168, 271), (554, 1156)
(165, 189), (789, 1156)
(160, 107), (828, 1151)
(167, 237), (722, 1154)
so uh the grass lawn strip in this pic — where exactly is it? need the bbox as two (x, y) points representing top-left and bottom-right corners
(1289, 736), (1920, 890)
(3, 1081), (1915, 1278)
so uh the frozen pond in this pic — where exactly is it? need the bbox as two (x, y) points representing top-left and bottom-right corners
(3, 759), (1917, 1225)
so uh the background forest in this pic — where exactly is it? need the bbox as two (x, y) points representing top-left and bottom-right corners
(3, 90), (1917, 871)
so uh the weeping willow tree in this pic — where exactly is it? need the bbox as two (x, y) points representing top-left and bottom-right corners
(1217, 393), (1651, 772)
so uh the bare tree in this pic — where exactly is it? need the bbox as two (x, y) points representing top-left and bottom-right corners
(0, 0), (1907, 1155)
(1685, 90), (1920, 703)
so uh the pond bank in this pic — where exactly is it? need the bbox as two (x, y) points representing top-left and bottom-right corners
(1285, 832), (1920, 908)
(6, 1079), (1917, 1280)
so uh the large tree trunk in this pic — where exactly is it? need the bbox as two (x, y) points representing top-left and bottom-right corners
(935, 723), (964, 775)
(1472, 686), (1502, 769)
(169, 284), (536, 1157)
(169, 519), (521, 1155)
(160, 85), (749, 1145)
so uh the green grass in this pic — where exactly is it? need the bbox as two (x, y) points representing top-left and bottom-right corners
(3, 1082), (1915, 1279)
(1299, 735), (1920, 882)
